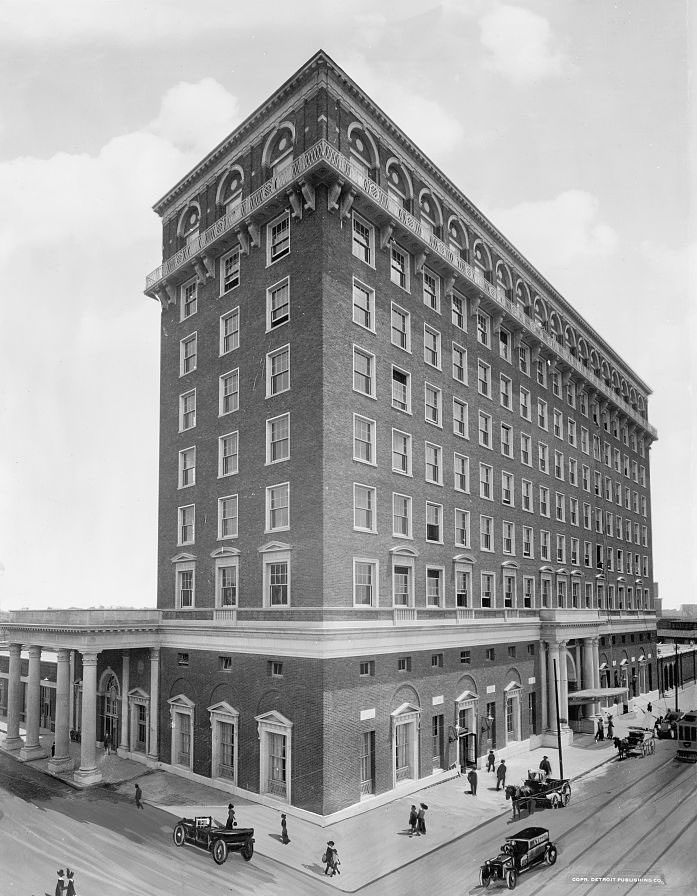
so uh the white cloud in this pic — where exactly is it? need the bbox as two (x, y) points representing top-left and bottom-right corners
(479, 4), (566, 85)
(490, 190), (618, 267)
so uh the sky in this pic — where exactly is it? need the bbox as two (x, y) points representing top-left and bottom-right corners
(0, 0), (694, 612)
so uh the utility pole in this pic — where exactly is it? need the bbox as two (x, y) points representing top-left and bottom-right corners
(553, 658), (564, 780)
(675, 642), (679, 715)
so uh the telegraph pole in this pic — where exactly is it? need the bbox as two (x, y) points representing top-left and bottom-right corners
(553, 658), (564, 780)
(675, 642), (679, 714)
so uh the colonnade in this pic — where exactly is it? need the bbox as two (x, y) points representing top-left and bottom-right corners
(543, 636), (601, 731)
(3, 643), (161, 786)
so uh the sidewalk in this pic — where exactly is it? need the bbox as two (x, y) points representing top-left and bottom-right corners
(0, 697), (668, 893)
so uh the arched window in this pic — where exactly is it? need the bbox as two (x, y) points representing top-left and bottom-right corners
(262, 122), (295, 180)
(564, 325), (577, 356)
(178, 204), (201, 248)
(533, 295), (548, 328)
(386, 158), (413, 212)
(577, 338), (589, 368)
(495, 262), (512, 299)
(216, 166), (244, 218)
(549, 312), (563, 344)
(348, 123), (378, 181)
(418, 191), (443, 240)
(515, 280), (531, 317)
(447, 217), (469, 260)
(472, 240), (492, 282)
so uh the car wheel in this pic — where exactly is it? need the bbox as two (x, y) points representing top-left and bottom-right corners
(550, 794), (560, 809)
(545, 846), (558, 866)
(212, 839), (228, 865)
(173, 824), (186, 847)
(242, 838), (254, 862)
(506, 869), (517, 890)
(479, 867), (492, 888)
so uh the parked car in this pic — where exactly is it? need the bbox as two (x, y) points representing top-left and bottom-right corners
(172, 815), (254, 864)
(655, 710), (683, 739)
(479, 826), (557, 889)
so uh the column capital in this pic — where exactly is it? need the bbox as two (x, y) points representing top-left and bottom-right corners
(8, 642), (22, 659)
(27, 645), (42, 660)
(149, 647), (160, 663)
(80, 650), (100, 667)
(56, 648), (71, 663)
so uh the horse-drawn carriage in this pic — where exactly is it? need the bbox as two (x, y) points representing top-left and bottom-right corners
(613, 727), (655, 760)
(505, 771), (571, 820)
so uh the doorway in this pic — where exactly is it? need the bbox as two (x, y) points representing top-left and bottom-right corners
(458, 731), (477, 768)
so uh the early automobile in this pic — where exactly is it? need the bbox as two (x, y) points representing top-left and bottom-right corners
(479, 826), (557, 889)
(172, 815), (255, 864)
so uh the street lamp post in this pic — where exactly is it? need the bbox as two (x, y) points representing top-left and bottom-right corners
(675, 642), (680, 715)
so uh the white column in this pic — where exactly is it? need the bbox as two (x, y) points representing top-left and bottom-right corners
(559, 641), (569, 727)
(147, 648), (160, 764)
(69, 650), (75, 730)
(547, 641), (561, 731)
(592, 638), (601, 716)
(118, 651), (130, 757)
(20, 646), (48, 761)
(48, 649), (73, 773)
(539, 642), (548, 732)
(583, 638), (596, 719)
(4, 643), (24, 750)
(74, 651), (102, 786)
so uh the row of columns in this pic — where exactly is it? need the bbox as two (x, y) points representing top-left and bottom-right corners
(543, 636), (601, 732)
(3, 644), (161, 787)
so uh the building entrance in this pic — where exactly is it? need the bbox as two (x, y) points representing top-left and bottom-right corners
(458, 731), (477, 768)
(99, 672), (120, 748)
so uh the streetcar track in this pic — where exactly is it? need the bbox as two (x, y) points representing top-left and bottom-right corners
(622, 813), (697, 896)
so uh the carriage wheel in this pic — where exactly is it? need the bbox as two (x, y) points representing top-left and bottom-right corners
(506, 869), (518, 890)
(479, 867), (491, 888)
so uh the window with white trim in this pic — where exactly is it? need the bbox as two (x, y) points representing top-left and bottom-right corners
(424, 325), (441, 368)
(452, 343), (467, 383)
(503, 572), (516, 606)
(569, 497), (579, 526)
(353, 484), (376, 532)
(266, 345), (290, 397)
(353, 279), (375, 332)
(520, 432), (531, 466)
(555, 491), (565, 522)
(540, 530), (550, 561)
(266, 483), (290, 532)
(500, 423), (512, 458)
(479, 411), (492, 448)
(523, 576), (534, 608)
(425, 442), (443, 485)
(263, 551), (290, 606)
(477, 360), (491, 398)
(267, 212), (290, 264)
(479, 463), (492, 500)
(178, 504), (195, 545)
(267, 413), (290, 464)
(426, 567), (444, 606)
(539, 485), (549, 517)
(178, 447), (196, 489)
(216, 559), (238, 606)
(538, 442), (549, 474)
(501, 471), (514, 506)
(537, 359), (547, 388)
(392, 366), (411, 412)
(391, 303), (411, 352)
(455, 510), (470, 548)
(477, 311), (490, 348)
(520, 387), (531, 420)
(581, 427), (589, 454)
(353, 347), (376, 397)
(537, 399), (548, 430)
(353, 414), (376, 465)
(554, 449), (564, 480)
(570, 536), (579, 565)
(393, 559), (414, 606)
(522, 526), (533, 558)
(219, 369), (239, 415)
(352, 212), (374, 266)
(220, 309), (240, 355)
(267, 278), (290, 330)
(568, 457), (577, 486)
(391, 244), (410, 290)
(392, 429), (412, 476)
(424, 383), (442, 426)
(426, 502), (442, 542)
(568, 418), (577, 447)
(218, 495), (238, 539)
(179, 389), (196, 431)
(354, 559), (378, 606)
(499, 328), (512, 363)
(454, 453), (470, 493)
(176, 564), (195, 609)
(218, 431), (239, 477)
(481, 571), (494, 607)
(180, 333), (197, 375)
(392, 493), (412, 538)
(181, 279), (197, 321)
(423, 268), (440, 313)
(500, 374), (512, 410)
(519, 343), (530, 375)
(553, 409), (563, 439)
(220, 248), (240, 295)
(480, 515), (493, 552)
(453, 398), (469, 439)
(452, 293), (467, 331)
(521, 478), (532, 512)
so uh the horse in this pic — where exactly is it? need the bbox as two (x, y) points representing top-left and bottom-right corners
(505, 784), (532, 820)
(613, 736), (629, 760)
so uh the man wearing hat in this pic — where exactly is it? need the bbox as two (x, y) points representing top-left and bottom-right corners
(55, 870), (65, 896)
(324, 840), (340, 875)
(496, 759), (507, 790)
(539, 755), (552, 780)
(280, 812), (290, 844)
(225, 803), (236, 829)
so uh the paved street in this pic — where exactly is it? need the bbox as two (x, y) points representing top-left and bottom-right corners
(0, 688), (694, 895)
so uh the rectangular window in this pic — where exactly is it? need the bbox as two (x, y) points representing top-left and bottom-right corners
(523, 577), (535, 608)
(181, 278), (197, 320)
(478, 411), (491, 448)
(219, 369), (239, 415)
(352, 212), (374, 265)
(391, 303), (411, 352)
(267, 413), (290, 464)
(520, 386), (531, 420)
(500, 423), (512, 457)
(453, 398), (469, 439)
(568, 457), (578, 486)
(519, 343), (530, 375)
(220, 308), (240, 355)
(218, 656), (233, 672)
(218, 431), (239, 477)
(570, 497), (579, 526)
(392, 429), (412, 476)
(393, 563), (413, 606)
(554, 450), (564, 480)
(571, 537), (579, 565)
(426, 568), (444, 607)
(425, 442), (443, 485)
(481, 573), (494, 608)
(220, 248), (240, 294)
(452, 343), (467, 383)
(353, 347), (376, 397)
(177, 569), (194, 608)
(523, 526), (533, 558)
(359, 660), (376, 677)
(477, 360), (491, 398)
(480, 515), (493, 551)
(178, 447), (195, 488)
(552, 371), (561, 398)
(391, 244), (409, 290)
(267, 560), (289, 606)
(397, 656), (412, 672)
(553, 409), (563, 439)
(455, 509), (470, 548)
(539, 442), (549, 474)
(503, 521), (515, 555)
(267, 278), (290, 330)
(539, 486), (549, 517)
(269, 660), (284, 677)
(217, 563), (237, 606)
(424, 500), (443, 544)
(540, 530), (550, 561)
(520, 432), (531, 466)
(424, 325), (441, 368)
(477, 311), (491, 348)
(581, 427), (589, 454)
(501, 471), (514, 506)
(452, 293), (466, 331)
(499, 328), (512, 363)
(180, 333), (197, 375)
(537, 359), (547, 388)
(522, 479), (532, 512)
(353, 484), (376, 532)
(537, 399), (548, 430)
(391, 366), (411, 412)
(479, 463), (492, 500)
(178, 504), (195, 545)
(568, 419), (577, 447)
(424, 383), (442, 426)
(267, 212), (290, 263)
(266, 483), (290, 532)
(177, 652), (189, 666)
(354, 560), (378, 606)
(582, 465), (590, 491)
(266, 345), (290, 397)
(393, 493), (412, 538)
(179, 389), (196, 431)
(349, 411), (377, 467)
(500, 374), (512, 410)
(353, 279), (375, 332)
(461, 650), (471, 665)
(423, 268), (441, 313)
(556, 534), (566, 564)
(218, 495), (238, 539)
(451, 450), (469, 493)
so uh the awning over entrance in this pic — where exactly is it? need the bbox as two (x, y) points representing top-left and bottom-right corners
(567, 687), (628, 704)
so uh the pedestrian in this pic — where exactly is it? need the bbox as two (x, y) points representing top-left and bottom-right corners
(134, 782), (144, 810)
(539, 755), (552, 779)
(647, 702), (652, 714)
(55, 870), (65, 896)
(496, 759), (507, 790)
(66, 869), (76, 896)
(280, 813), (290, 844)
(417, 802), (428, 835)
(324, 840), (340, 876)
(486, 749), (496, 772)
(103, 731), (111, 756)
(467, 768), (478, 795)
(225, 803), (236, 829)
(408, 804), (418, 836)
(607, 715), (614, 738)
(595, 718), (604, 741)
(51, 740), (56, 758)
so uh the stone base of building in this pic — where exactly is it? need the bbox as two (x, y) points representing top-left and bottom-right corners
(2, 736), (24, 752)
(540, 727), (574, 748)
(47, 756), (75, 774)
(18, 743), (49, 761)
(72, 767), (103, 787)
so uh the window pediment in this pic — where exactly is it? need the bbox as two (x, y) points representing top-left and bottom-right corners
(210, 546), (240, 559)
(128, 687), (150, 703)
(168, 693), (195, 710)
(390, 545), (418, 557)
(208, 700), (239, 720)
(172, 552), (197, 564)
(454, 554), (476, 564)
(455, 689), (478, 703)
(391, 701), (420, 717)
(255, 709), (293, 728)
(504, 681), (523, 692)
(258, 541), (291, 554)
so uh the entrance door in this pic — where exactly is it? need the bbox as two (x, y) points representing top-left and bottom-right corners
(459, 732), (477, 768)
(486, 701), (496, 750)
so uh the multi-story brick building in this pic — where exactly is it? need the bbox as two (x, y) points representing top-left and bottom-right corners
(1, 51), (659, 818)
